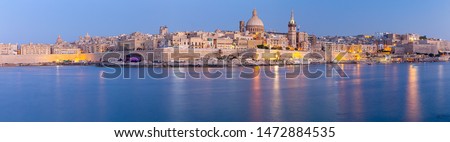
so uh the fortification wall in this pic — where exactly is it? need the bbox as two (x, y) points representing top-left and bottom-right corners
(0, 48), (320, 64)
(0, 53), (104, 64)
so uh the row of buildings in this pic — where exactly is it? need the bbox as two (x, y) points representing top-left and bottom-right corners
(1, 9), (449, 58)
(317, 33), (450, 56)
(114, 9), (311, 51)
(0, 9), (312, 56)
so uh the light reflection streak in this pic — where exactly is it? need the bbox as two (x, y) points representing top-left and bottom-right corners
(352, 64), (363, 120)
(54, 66), (63, 119)
(391, 65), (399, 87)
(406, 65), (421, 121)
(250, 66), (262, 121)
(271, 66), (281, 121)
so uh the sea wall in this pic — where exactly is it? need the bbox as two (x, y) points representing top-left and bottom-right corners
(0, 53), (103, 64)
(0, 48), (335, 64)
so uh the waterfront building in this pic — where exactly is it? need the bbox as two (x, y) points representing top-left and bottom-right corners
(118, 32), (150, 51)
(0, 43), (18, 55)
(20, 43), (52, 55)
(246, 9), (265, 34)
(399, 42), (439, 55)
(418, 39), (450, 53)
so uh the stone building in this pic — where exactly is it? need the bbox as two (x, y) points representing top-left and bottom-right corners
(214, 38), (234, 49)
(75, 34), (118, 53)
(267, 34), (288, 48)
(118, 32), (150, 51)
(189, 37), (206, 48)
(52, 35), (81, 54)
(76, 33), (94, 53)
(169, 32), (189, 48)
(297, 32), (309, 50)
(20, 43), (52, 55)
(145, 35), (167, 49)
(402, 43), (439, 55)
(0, 43), (18, 55)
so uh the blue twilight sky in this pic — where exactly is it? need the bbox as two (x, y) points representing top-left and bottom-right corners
(1, 0), (449, 44)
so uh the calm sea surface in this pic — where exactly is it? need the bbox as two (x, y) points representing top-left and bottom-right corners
(0, 63), (450, 122)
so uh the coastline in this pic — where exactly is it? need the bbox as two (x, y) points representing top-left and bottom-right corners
(1, 60), (447, 68)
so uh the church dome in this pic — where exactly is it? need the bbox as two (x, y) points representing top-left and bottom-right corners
(246, 9), (264, 27)
(246, 9), (265, 33)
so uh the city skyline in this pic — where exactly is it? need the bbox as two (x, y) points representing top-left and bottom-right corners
(1, 0), (450, 44)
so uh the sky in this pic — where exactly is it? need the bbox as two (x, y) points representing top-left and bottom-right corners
(1, 0), (449, 44)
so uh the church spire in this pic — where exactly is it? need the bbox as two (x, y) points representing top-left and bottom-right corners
(289, 10), (296, 25)
(291, 10), (295, 21)
(252, 9), (257, 17)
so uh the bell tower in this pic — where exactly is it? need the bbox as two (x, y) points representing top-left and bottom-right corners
(288, 10), (297, 48)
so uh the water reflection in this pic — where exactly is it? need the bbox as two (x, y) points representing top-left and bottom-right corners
(436, 65), (445, 108)
(2, 63), (450, 122)
(54, 66), (64, 120)
(391, 65), (399, 87)
(383, 65), (399, 120)
(336, 64), (364, 121)
(250, 66), (262, 121)
(271, 66), (282, 121)
(352, 64), (364, 120)
(97, 71), (107, 120)
(169, 69), (187, 121)
(406, 65), (421, 121)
